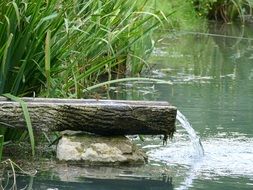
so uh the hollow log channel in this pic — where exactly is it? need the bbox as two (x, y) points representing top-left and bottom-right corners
(0, 97), (177, 136)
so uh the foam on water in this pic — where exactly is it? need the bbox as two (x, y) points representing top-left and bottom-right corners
(148, 136), (253, 178)
(147, 111), (253, 189)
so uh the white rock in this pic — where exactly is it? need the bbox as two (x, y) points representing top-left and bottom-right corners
(57, 136), (82, 161)
(82, 143), (126, 162)
(56, 133), (147, 165)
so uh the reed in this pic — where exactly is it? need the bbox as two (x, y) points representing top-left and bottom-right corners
(0, 0), (165, 97)
(0, 0), (166, 156)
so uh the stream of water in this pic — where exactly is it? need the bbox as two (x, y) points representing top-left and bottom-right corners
(176, 110), (204, 157)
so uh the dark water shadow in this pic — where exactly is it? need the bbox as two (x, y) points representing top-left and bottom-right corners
(2, 175), (173, 190)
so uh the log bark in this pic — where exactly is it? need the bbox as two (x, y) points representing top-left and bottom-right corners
(0, 97), (177, 136)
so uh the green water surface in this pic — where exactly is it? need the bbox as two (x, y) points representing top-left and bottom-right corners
(146, 22), (253, 190)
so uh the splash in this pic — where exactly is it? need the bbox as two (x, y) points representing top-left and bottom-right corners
(176, 110), (204, 157)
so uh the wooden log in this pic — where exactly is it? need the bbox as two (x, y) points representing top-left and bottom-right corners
(0, 97), (177, 136)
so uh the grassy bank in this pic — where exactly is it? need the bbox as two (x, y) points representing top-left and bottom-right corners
(0, 0), (168, 158)
(191, 0), (253, 23)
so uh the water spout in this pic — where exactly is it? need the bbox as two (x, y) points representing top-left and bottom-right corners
(176, 110), (204, 157)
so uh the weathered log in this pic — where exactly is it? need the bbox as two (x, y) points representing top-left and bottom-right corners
(0, 97), (177, 136)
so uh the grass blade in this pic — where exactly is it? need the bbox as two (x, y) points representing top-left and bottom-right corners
(2, 93), (35, 156)
(0, 135), (4, 161)
(1, 33), (13, 76)
(45, 30), (51, 97)
(84, 77), (172, 92)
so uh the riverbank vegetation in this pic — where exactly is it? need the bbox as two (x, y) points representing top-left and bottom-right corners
(192, 0), (253, 23)
(0, 0), (252, 159)
(0, 0), (170, 159)
(0, 0), (166, 98)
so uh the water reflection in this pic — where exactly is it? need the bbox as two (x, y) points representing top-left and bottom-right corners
(109, 22), (253, 189)
(1, 171), (173, 190)
(148, 23), (253, 189)
(138, 23), (253, 138)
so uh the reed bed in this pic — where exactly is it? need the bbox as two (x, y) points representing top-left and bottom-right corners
(0, 0), (166, 157)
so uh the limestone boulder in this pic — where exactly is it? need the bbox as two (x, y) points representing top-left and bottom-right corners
(57, 133), (147, 165)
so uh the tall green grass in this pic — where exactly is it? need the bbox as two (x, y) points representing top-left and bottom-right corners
(0, 0), (165, 97)
(192, 0), (253, 22)
(0, 0), (167, 156)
